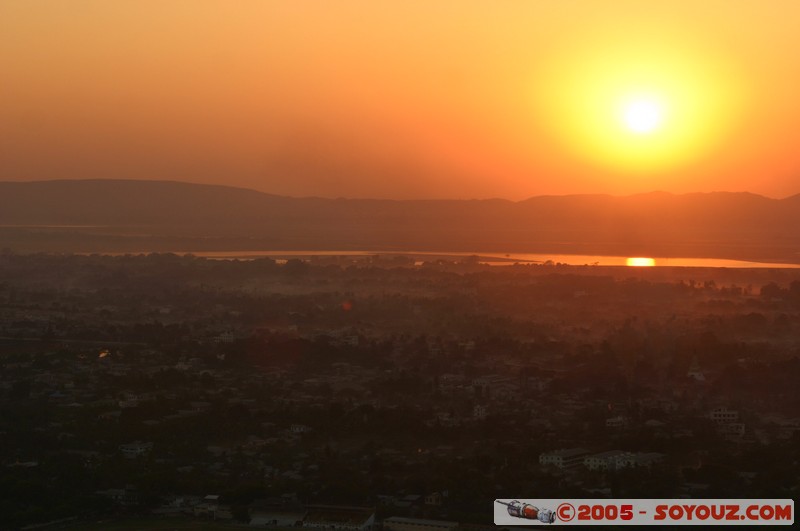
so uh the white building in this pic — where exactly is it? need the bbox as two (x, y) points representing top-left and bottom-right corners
(614, 452), (665, 469)
(709, 407), (739, 424)
(539, 448), (590, 469)
(584, 450), (625, 471)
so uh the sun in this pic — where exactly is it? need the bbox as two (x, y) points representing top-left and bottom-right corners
(532, 34), (744, 175)
(622, 99), (663, 134)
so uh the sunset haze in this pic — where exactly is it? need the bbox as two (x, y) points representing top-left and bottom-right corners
(2, 0), (799, 199)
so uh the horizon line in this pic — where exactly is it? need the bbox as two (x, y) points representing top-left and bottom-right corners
(0, 177), (796, 202)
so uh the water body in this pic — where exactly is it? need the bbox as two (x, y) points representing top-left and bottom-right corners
(158, 250), (800, 269)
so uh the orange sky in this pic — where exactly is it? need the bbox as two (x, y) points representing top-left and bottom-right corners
(1, 1), (799, 199)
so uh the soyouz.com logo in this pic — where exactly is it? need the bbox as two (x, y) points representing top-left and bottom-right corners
(494, 499), (794, 525)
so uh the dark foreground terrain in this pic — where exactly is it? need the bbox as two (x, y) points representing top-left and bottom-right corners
(1, 252), (799, 528)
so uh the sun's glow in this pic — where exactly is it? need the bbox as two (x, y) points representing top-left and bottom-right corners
(627, 257), (656, 267)
(533, 34), (744, 176)
(623, 99), (663, 134)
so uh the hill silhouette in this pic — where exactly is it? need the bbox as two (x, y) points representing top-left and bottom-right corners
(0, 179), (798, 261)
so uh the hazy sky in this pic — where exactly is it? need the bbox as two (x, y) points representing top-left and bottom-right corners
(2, 1), (799, 199)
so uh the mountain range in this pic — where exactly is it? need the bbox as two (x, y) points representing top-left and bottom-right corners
(1, 179), (798, 262)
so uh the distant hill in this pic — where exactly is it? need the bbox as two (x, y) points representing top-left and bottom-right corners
(1, 179), (799, 262)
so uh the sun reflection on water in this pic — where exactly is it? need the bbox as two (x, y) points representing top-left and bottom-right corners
(627, 257), (656, 267)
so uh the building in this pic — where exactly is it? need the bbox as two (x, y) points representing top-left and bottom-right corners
(303, 505), (374, 531)
(538, 448), (590, 469)
(709, 407), (739, 424)
(718, 422), (745, 440)
(472, 375), (516, 399)
(248, 508), (307, 527)
(687, 358), (706, 382)
(392, 495), (422, 509)
(776, 418), (800, 440)
(96, 485), (139, 507)
(215, 331), (236, 343)
(614, 452), (665, 469)
(584, 451), (625, 471)
(193, 495), (220, 519)
(384, 517), (458, 531)
(119, 441), (153, 459)
(425, 492), (444, 506)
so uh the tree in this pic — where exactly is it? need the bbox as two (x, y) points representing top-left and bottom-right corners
(761, 282), (785, 300)
(232, 504), (250, 523)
